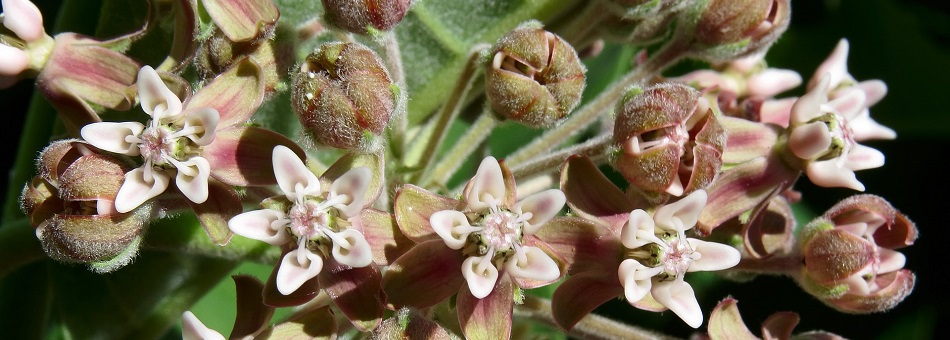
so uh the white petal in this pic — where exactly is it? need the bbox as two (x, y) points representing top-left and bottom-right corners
(652, 190), (707, 233)
(328, 228), (373, 268)
(877, 248), (906, 274)
(179, 108), (220, 146)
(272, 145), (320, 201)
(175, 157), (212, 204)
(842, 267), (872, 296)
(329, 167), (371, 218)
(137, 66), (182, 119)
(792, 75), (829, 124)
(430, 210), (476, 250)
(686, 238), (740, 272)
(672, 70), (728, 91)
(845, 144), (885, 171)
(461, 255), (499, 299)
(621, 209), (662, 249)
(618, 259), (661, 304)
(806, 159), (864, 191)
(855, 80), (887, 107)
(0, 43), (27, 76)
(1, 0), (44, 41)
(80, 122), (145, 156)
(788, 121), (832, 161)
(115, 167), (170, 213)
(181, 311), (225, 340)
(748, 69), (802, 97)
(228, 209), (290, 245)
(850, 110), (896, 141)
(828, 87), (866, 119)
(652, 279), (704, 328)
(513, 189), (565, 235)
(276, 249), (323, 295)
(504, 246), (560, 282)
(759, 97), (796, 127)
(466, 157), (506, 212)
(810, 39), (853, 90)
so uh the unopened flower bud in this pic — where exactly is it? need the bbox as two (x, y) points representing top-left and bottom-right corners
(196, 29), (292, 95)
(612, 83), (724, 198)
(292, 42), (396, 149)
(797, 195), (917, 313)
(485, 23), (586, 127)
(690, 0), (790, 62)
(321, 0), (411, 35)
(598, 0), (690, 45)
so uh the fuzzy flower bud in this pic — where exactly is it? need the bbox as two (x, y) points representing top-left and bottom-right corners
(612, 83), (725, 199)
(485, 22), (586, 128)
(321, 0), (411, 35)
(598, 0), (691, 45)
(690, 0), (790, 62)
(292, 42), (396, 149)
(797, 195), (916, 313)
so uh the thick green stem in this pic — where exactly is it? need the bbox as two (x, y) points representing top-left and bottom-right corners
(0, 219), (44, 279)
(427, 108), (497, 188)
(515, 295), (675, 340)
(506, 41), (688, 166)
(510, 133), (611, 179)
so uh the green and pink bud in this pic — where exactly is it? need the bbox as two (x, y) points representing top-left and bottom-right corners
(688, 0), (790, 62)
(321, 0), (412, 35)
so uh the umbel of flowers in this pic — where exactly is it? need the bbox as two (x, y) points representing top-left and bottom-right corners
(2, 0), (923, 338)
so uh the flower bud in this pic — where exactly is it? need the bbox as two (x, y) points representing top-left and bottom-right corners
(690, 0), (790, 62)
(612, 83), (724, 198)
(485, 23), (586, 127)
(292, 42), (396, 149)
(196, 29), (292, 96)
(321, 0), (411, 35)
(797, 195), (917, 313)
(598, 0), (690, 45)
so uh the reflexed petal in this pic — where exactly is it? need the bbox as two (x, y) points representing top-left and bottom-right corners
(619, 259), (660, 304)
(0, 44), (28, 76)
(789, 121), (832, 161)
(559, 155), (634, 220)
(394, 185), (460, 242)
(845, 144), (885, 171)
(179, 107), (219, 146)
(513, 189), (565, 235)
(175, 157), (212, 204)
(228, 209), (289, 245)
(792, 75), (829, 124)
(806, 160), (864, 191)
(457, 275), (513, 340)
(652, 279), (704, 328)
(707, 298), (759, 340)
(748, 69), (802, 97)
(551, 270), (625, 331)
(329, 167), (371, 218)
(810, 39), (853, 90)
(80, 122), (145, 156)
(1, 0), (44, 41)
(273, 145), (320, 200)
(137, 66), (182, 119)
(466, 157), (506, 211)
(430, 210), (476, 250)
(181, 311), (225, 340)
(461, 255), (499, 299)
(653, 190), (707, 232)
(329, 229), (373, 268)
(115, 167), (170, 213)
(686, 238), (741, 272)
(621, 210), (662, 249)
(504, 246), (560, 282)
(203, 126), (305, 186)
(276, 249), (324, 295)
(187, 58), (264, 126)
(318, 262), (383, 332)
(381, 240), (466, 308)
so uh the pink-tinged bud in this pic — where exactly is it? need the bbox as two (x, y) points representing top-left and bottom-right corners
(321, 0), (411, 35)
(196, 30), (292, 96)
(372, 309), (454, 340)
(612, 83), (724, 199)
(797, 195), (917, 313)
(598, 0), (690, 45)
(203, 0), (279, 43)
(485, 23), (586, 127)
(22, 140), (151, 273)
(292, 42), (396, 149)
(690, 0), (790, 62)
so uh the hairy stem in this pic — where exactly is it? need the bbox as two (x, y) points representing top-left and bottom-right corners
(731, 253), (803, 275)
(515, 295), (675, 340)
(510, 133), (611, 179)
(427, 107), (497, 188)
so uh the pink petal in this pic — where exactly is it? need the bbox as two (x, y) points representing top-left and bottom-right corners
(181, 311), (225, 340)
(461, 255), (500, 299)
(673, 70), (729, 91)
(202, 0), (279, 42)
(551, 270), (624, 330)
(806, 159), (864, 191)
(748, 69), (802, 97)
(759, 98), (796, 127)
(618, 259), (659, 304)
(652, 279), (703, 328)
(513, 189), (565, 235)
(504, 246), (560, 282)
(228, 209), (289, 245)
(828, 87), (866, 119)
(788, 121), (832, 161)
(877, 248), (906, 274)
(534, 216), (622, 274)
(273, 145), (320, 200)
(559, 155), (633, 221)
(230, 276), (274, 339)
(621, 209), (661, 249)
(1, 0), (44, 41)
(136, 66), (182, 119)
(318, 262), (384, 332)
(393, 184), (461, 243)
(179, 107), (220, 146)
(707, 298), (759, 340)
(188, 58), (263, 127)
(80, 122), (145, 156)
(0, 43), (28, 76)
(653, 189), (707, 233)
(466, 157), (506, 211)
(845, 144), (885, 171)
(686, 238), (741, 272)
(457, 275), (514, 340)
(329, 167), (371, 218)
(186, 179), (240, 245)
(850, 110), (896, 141)
(381, 240), (466, 308)
(761, 311), (800, 340)
(792, 75), (829, 124)
(856, 80), (887, 107)
(203, 126), (305, 186)
(359, 208), (414, 266)
(328, 229), (373, 268)
(115, 167), (170, 213)
(276, 249), (324, 295)
(175, 156), (212, 204)
(430, 210), (476, 250)
(698, 155), (799, 234)
(810, 39), (852, 90)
